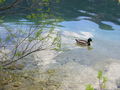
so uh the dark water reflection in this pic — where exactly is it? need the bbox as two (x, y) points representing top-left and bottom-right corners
(1, 0), (120, 30)
(57, 0), (120, 30)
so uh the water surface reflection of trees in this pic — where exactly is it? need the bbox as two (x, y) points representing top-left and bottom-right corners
(57, 0), (120, 30)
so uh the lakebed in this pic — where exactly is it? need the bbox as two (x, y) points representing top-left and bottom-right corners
(1, 30), (120, 90)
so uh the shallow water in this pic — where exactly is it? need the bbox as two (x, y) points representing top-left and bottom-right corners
(1, 0), (120, 90)
(58, 19), (120, 63)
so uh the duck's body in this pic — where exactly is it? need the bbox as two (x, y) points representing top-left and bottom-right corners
(75, 38), (92, 46)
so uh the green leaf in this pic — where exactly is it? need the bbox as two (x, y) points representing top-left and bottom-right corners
(35, 32), (40, 38)
(97, 70), (103, 80)
(46, 8), (51, 12)
(56, 0), (60, 3)
(37, 8), (42, 11)
(11, 34), (17, 38)
(86, 84), (94, 90)
(35, 30), (43, 38)
(52, 37), (58, 44)
(26, 15), (32, 19)
(0, 0), (5, 3)
(0, 65), (3, 70)
(38, 37), (45, 40)
(42, 0), (49, 2)
(52, 48), (61, 51)
(0, 19), (4, 23)
(102, 84), (106, 89)
(5, 35), (11, 41)
(103, 76), (108, 84)
(15, 52), (22, 57)
(28, 37), (35, 42)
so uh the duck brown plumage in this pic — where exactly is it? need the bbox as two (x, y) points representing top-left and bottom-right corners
(75, 38), (92, 46)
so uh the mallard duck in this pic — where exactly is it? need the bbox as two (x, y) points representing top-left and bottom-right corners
(75, 38), (92, 46)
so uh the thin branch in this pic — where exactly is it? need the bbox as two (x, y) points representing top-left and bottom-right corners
(0, 0), (23, 11)
(3, 48), (45, 67)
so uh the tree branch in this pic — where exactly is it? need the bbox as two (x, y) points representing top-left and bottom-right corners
(3, 48), (46, 67)
(0, 0), (23, 11)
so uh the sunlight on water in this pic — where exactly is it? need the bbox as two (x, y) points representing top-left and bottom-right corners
(1, 0), (120, 90)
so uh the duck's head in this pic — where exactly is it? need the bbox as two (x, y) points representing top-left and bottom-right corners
(88, 38), (92, 42)
(87, 38), (92, 46)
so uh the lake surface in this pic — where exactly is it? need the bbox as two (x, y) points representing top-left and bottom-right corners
(1, 0), (120, 90)
(56, 0), (120, 65)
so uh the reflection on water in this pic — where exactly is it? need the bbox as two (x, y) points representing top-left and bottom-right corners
(1, 0), (120, 89)
(60, 27), (120, 63)
(0, 0), (120, 70)
(57, 0), (120, 30)
(1, 19), (120, 64)
(75, 42), (93, 50)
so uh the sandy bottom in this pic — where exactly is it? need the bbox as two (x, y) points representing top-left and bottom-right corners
(17, 48), (120, 90)
(2, 30), (120, 90)
(18, 31), (120, 90)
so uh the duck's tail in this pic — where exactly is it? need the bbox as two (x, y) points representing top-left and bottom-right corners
(75, 39), (78, 42)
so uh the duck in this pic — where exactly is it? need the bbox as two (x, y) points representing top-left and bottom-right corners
(75, 38), (92, 46)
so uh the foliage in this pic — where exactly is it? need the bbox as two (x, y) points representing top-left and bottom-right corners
(97, 70), (103, 80)
(97, 70), (108, 90)
(0, 0), (5, 3)
(0, 65), (3, 70)
(85, 70), (108, 90)
(0, 0), (62, 68)
(86, 84), (94, 90)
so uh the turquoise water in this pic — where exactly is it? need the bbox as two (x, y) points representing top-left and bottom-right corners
(57, 19), (120, 64)
(1, 1), (120, 89)
(1, 0), (120, 65)
(55, 0), (120, 64)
